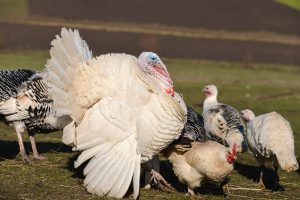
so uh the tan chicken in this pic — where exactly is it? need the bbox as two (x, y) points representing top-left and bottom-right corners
(163, 141), (237, 196)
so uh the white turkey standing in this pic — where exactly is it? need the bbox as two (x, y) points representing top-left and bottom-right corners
(241, 109), (299, 188)
(202, 84), (247, 153)
(45, 28), (186, 199)
(0, 69), (62, 162)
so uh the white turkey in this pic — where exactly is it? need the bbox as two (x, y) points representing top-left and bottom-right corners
(45, 28), (186, 199)
(202, 84), (247, 153)
(241, 109), (299, 188)
(163, 141), (237, 196)
(0, 69), (62, 162)
(143, 92), (206, 191)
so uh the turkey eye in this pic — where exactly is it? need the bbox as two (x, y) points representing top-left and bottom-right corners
(151, 57), (156, 60)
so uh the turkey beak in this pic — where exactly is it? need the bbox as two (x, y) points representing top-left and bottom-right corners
(153, 63), (167, 76)
(202, 88), (209, 94)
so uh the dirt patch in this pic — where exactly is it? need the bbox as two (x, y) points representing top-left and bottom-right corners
(1, 21), (300, 65)
(28, 0), (300, 35)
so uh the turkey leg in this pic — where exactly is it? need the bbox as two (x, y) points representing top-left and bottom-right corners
(144, 155), (174, 191)
(29, 135), (46, 160)
(15, 126), (30, 163)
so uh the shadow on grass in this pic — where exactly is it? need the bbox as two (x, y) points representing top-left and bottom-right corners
(297, 159), (300, 175)
(0, 140), (72, 160)
(65, 154), (135, 198)
(66, 153), (85, 180)
(234, 162), (284, 191)
(65, 157), (226, 197)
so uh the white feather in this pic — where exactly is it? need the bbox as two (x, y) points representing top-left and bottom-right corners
(246, 111), (299, 172)
(0, 98), (17, 115)
(46, 28), (186, 199)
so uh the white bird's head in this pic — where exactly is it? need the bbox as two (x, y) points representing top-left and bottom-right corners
(241, 109), (256, 122)
(202, 84), (218, 98)
(138, 52), (174, 96)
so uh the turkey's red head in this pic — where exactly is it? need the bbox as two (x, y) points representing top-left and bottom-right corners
(138, 52), (174, 96)
(227, 143), (237, 164)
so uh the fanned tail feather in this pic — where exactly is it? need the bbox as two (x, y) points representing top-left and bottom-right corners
(80, 136), (140, 198)
(62, 120), (76, 146)
(46, 28), (92, 119)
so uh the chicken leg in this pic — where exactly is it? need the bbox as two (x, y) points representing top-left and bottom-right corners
(258, 165), (265, 189)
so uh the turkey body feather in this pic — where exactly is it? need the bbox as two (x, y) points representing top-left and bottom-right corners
(46, 28), (186, 198)
(0, 69), (60, 162)
(171, 106), (207, 147)
(202, 85), (246, 153)
(246, 111), (298, 172)
(0, 69), (36, 101)
(203, 104), (245, 143)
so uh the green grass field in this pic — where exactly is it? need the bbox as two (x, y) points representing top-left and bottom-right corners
(276, 0), (300, 11)
(0, 50), (299, 199)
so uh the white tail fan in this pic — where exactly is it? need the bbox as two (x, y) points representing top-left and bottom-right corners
(46, 28), (92, 120)
(62, 120), (76, 146)
(80, 135), (140, 198)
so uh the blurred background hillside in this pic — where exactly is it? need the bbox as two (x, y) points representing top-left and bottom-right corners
(0, 0), (300, 65)
(0, 1), (300, 199)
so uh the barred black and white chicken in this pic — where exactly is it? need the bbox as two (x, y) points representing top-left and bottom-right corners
(0, 69), (66, 162)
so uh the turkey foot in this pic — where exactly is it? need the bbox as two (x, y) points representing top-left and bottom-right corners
(149, 169), (175, 192)
(16, 152), (31, 163)
(32, 155), (47, 160)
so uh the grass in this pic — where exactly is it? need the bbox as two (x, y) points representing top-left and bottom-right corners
(0, 50), (300, 199)
(0, 0), (27, 18)
(276, 0), (300, 11)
